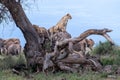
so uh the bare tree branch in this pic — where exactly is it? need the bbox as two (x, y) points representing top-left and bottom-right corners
(43, 28), (113, 72)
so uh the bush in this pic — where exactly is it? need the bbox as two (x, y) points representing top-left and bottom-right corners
(101, 55), (115, 66)
(0, 53), (26, 70)
(92, 41), (113, 55)
(92, 41), (120, 66)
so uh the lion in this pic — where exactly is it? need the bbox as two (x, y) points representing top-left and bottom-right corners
(33, 24), (50, 42)
(71, 38), (94, 57)
(3, 38), (20, 49)
(48, 13), (72, 35)
(1, 38), (21, 55)
(33, 25), (48, 35)
(7, 43), (21, 55)
(86, 39), (94, 50)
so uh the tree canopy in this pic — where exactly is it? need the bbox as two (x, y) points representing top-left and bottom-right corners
(0, 0), (36, 23)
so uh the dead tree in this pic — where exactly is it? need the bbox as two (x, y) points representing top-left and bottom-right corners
(43, 28), (114, 73)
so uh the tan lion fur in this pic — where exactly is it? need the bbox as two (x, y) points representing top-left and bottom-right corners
(48, 13), (72, 35)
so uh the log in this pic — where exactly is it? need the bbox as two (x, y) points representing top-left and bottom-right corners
(43, 28), (113, 72)
(58, 57), (88, 64)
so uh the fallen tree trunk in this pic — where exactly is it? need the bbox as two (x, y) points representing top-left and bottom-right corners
(43, 28), (113, 72)
(58, 57), (88, 64)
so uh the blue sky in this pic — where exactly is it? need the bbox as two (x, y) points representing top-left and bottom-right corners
(0, 0), (120, 46)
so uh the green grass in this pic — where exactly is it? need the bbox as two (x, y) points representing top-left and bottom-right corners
(0, 70), (25, 80)
(34, 72), (103, 80)
(0, 70), (120, 80)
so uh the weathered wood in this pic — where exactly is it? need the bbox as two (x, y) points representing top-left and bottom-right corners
(56, 29), (114, 47)
(58, 57), (88, 64)
(51, 29), (114, 60)
(43, 29), (113, 72)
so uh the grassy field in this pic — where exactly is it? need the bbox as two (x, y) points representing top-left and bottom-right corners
(0, 69), (120, 80)
(0, 41), (120, 80)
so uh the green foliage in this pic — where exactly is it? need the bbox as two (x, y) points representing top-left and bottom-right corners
(92, 41), (113, 55)
(16, 53), (26, 65)
(100, 55), (114, 66)
(92, 41), (120, 66)
(0, 53), (26, 70)
(100, 72), (108, 78)
(101, 53), (120, 66)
